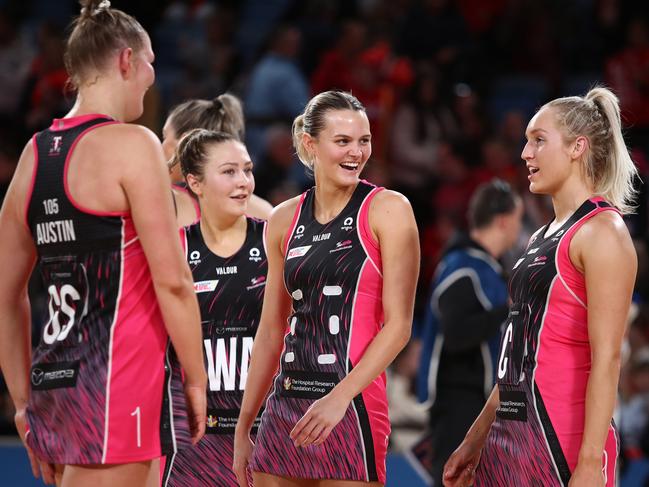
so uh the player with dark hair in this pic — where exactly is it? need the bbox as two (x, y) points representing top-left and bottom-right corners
(161, 129), (268, 486)
(162, 94), (273, 226)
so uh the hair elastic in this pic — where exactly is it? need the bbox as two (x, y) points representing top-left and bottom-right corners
(93, 0), (111, 15)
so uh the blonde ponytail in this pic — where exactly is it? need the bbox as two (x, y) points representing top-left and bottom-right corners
(545, 86), (638, 214)
(584, 87), (638, 213)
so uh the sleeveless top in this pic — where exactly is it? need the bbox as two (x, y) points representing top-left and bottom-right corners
(252, 180), (390, 483)
(25, 114), (189, 464)
(162, 218), (267, 486)
(477, 197), (620, 486)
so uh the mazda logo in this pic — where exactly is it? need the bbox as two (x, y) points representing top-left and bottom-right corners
(31, 368), (44, 386)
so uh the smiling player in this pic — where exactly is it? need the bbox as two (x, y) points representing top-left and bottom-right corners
(233, 90), (420, 487)
(162, 129), (268, 487)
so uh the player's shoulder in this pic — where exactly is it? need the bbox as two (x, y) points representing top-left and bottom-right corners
(369, 189), (413, 215)
(574, 208), (629, 247)
(268, 194), (303, 228)
(92, 124), (166, 177)
(264, 194), (304, 250)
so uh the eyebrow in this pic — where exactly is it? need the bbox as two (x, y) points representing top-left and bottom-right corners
(218, 161), (253, 168)
(332, 133), (372, 138)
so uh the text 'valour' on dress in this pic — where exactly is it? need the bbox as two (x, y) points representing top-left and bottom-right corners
(250, 180), (390, 483)
(476, 197), (619, 486)
(25, 114), (190, 465)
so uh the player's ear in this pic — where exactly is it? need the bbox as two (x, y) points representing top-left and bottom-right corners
(186, 173), (202, 197)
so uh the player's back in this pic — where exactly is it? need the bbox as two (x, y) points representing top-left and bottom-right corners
(25, 114), (189, 465)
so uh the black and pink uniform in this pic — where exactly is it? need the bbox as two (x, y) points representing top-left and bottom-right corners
(25, 114), (190, 465)
(476, 198), (620, 486)
(162, 217), (267, 486)
(251, 180), (389, 483)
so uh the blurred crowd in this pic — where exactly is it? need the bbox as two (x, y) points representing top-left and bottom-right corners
(0, 0), (648, 481)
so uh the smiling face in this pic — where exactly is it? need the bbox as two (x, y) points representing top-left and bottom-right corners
(521, 107), (578, 196)
(305, 109), (372, 187)
(187, 140), (255, 219)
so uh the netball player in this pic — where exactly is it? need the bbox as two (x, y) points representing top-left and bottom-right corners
(443, 87), (638, 487)
(160, 129), (267, 487)
(0, 1), (206, 485)
(233, 90), (420, 486)
(161, 94), (273, 226)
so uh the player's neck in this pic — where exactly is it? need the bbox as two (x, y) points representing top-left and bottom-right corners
(199, 212), (247, 257)
(550, 180), (593, 224)
(66, 86), (126, 122)
(313, 181), (356, 224)
(201, 210), (245, 240)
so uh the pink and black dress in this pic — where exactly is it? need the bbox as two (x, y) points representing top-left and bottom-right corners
(477, 198), (620, 486)
(162, 217), (267, 486)
(251, 180), (389, 483)
(25, 115), (190, 465)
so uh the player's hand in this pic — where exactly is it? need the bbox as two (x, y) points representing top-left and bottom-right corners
(442, 438), (483, 487)
(15, 408), (56, 485)
(568, 461), (605, 487)
(233, 430), (254, 487)
(289, 389), (350, 447)
(183, 383), (206, 444)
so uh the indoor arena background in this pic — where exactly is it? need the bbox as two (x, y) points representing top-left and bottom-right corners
(0, 0), (647, 485)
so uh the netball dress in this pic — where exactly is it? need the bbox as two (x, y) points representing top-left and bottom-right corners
(162, 218), (267, 486)
(251, 180), (389, 483)
(476, 198), (619, 486)
(25, 114), (190, 465)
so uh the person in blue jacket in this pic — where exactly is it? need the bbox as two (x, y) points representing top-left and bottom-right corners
(418, 179), (523, 485)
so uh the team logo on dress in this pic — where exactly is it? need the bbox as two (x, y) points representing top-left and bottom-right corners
(341, 216), (354, 231)
(31, 368), (44, 386)
(30, 361), (79, 390)
(189, 250), (201, 265)
(249, 247), (262, 262)
(246, 276), (266, 290)
(287, 245), (311, 260)
(48, 136), (63, 156)
(293, 225), (305, 240)
(330, 239), (353, 253)
(283, 377), (293, 390)
(194, 280), (218, 293)
(207, 415), (218, 428)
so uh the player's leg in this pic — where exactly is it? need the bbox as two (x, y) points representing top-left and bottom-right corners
(59, 460), (157, 487)
(253, 471), (318, 487)
(319, 480), (382, 487)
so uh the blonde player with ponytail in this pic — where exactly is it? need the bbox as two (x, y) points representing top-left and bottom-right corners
(444, 87), (638, 487)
